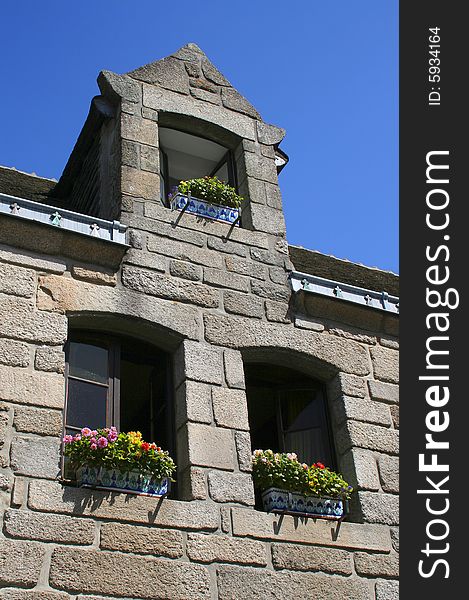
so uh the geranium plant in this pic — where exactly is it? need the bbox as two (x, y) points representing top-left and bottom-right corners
(172, 175), (243, 209)
(251, 449), (353, 499)
(63, 427), (176, 482)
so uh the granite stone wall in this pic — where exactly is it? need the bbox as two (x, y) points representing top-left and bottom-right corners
(0, 43), (398, 599)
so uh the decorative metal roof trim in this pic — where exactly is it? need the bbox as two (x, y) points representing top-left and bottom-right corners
(0, 192), (127, 244)
(289, 271), (399, 315)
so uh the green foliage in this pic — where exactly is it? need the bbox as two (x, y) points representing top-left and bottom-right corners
(176, 176), (243, 209)
(251, 449), (353, 499)
(63, 428), (176, 481)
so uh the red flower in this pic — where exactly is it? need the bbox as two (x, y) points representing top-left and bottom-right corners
(141, 442), (150, 452)
(313, 462), (326, 469)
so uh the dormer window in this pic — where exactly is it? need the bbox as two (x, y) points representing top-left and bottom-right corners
(159, 127), (236, 205)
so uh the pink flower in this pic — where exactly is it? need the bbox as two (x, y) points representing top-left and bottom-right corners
(91, 430), (98, 437)
(63, 435), (74, 444)
(81, 427), (92, 437)
(90, 443), (97, 450)
(97, 436), (108, 448)
(107, 429), (118, 442)
(73, 434), (82, 441)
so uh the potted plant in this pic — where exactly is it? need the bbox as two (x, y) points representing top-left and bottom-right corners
(63, 427), (176, 497)
(251, 449), (353, 519)
(169, 176), (243, 225)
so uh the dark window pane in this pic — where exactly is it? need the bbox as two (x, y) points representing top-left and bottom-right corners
(66, 379), (107, 430)
(69, 341), (108, 384)
(119, 344), (169, 448)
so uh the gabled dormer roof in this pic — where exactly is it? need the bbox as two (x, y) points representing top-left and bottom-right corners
(125, 43), (262, 120)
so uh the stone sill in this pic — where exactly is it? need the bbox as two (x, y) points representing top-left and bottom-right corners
(0, 212), (129, 269)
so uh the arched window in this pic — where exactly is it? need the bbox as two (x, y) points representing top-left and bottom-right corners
(159, 127), (236, 205)
(64, 332), (173, 452)
(245, 364), (336, 468)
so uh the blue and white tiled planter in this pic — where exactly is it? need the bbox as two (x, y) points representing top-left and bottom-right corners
(261, 487), (346, 519)
(76, 465), (170, 497)
(170, 193), (240, 225)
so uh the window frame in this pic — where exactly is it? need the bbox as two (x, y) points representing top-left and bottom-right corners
(63, 331), (174, 448)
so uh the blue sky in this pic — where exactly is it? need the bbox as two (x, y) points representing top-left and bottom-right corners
(0, 1), (398, 273)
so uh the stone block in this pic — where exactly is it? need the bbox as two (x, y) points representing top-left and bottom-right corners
(122, 266), (219, 308)
(0, 591), (69, 600)
(204, 267), (250, 292)
(368, 380), (399, 404)
(0, 365), (65, 409)
(250, 280), (290, 302)
(121, 165), (159, 200)
(378, 454), (399, 493)
(203, 313), (371, 377)
(225, 256), (266, 280)
(235, 430), (252, 471)
(248, 203), (286, 236)
(0, 539), (45, 587)
(0, 295), (67, 344)
(243, 153), (278, 184)
(329, 373), (367, 400)
(175, 380), (213, 429)
(13, 405), (63, 437)
(174, 340), (223, 386)
(221, 87), (261, 119)
(212, 387), (249, 430)
(370, 346), (399, 383)
(208, 470), (254, 505)
(0, 339), (30, 367)
(121, 139), (140, 167)
(231, 507), (391, 551)
(34, 346), (65, 373)
(11, 477), (27, 507)
(265, 300), (291, 323)
(265, 181), (283, 209)
(140, 144), (159, 172)
(49, 547), (211, 598)
(0, 263), (35, 297)
(207, 236), (248, 258)
(217, 565), (369, 600)
(124, 248), (166, 272)
(191, 87), (222, 104)
(336, 422), (399, 455)
(250, 247), (285, 267)
(339, 448), (380, 491)
(223, 290), (264, 318)
(0, 248), (66, 274)
(329, 327), (376, 345)
(390, 405), (399, 429)
(390, 527), (399, 552)
(294, 316), (325, 332)
(177, 422), (234, 471)
(143, 84), (256, 141)
(224, 349), (246, 389)
(71, 266), (117, 286)
(271, 543), (352, 574)
(10, 435), (60, 479)
(187, 533), (266, 565)
(4, 508), (95, 544)
(354, 551), (399, 577)
(179, 466), (207, 501)
(376, 580), (399, 600)
(147, 235), (224, 269)
(170, 259), (202, 281)
(244, 177), (266, 204)
(121, 112), (158, 146)
(332, 396), (391, 427)
(143, 219), (206, 247)
(29, 479), (220, 529)
(98, 70), (142, 103)
(256, 121), (286, 145)
(100, 522), (183, 558)
(0, 471), (12, 491)
(358, 492), (399, 525)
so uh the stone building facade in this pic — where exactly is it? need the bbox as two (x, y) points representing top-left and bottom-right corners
(0, 44), (399, 599)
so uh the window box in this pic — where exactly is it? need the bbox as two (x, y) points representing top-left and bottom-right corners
(76, 465), (170, 497)
(261, 487), (346, 520)
(171, 193), (240, 226)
